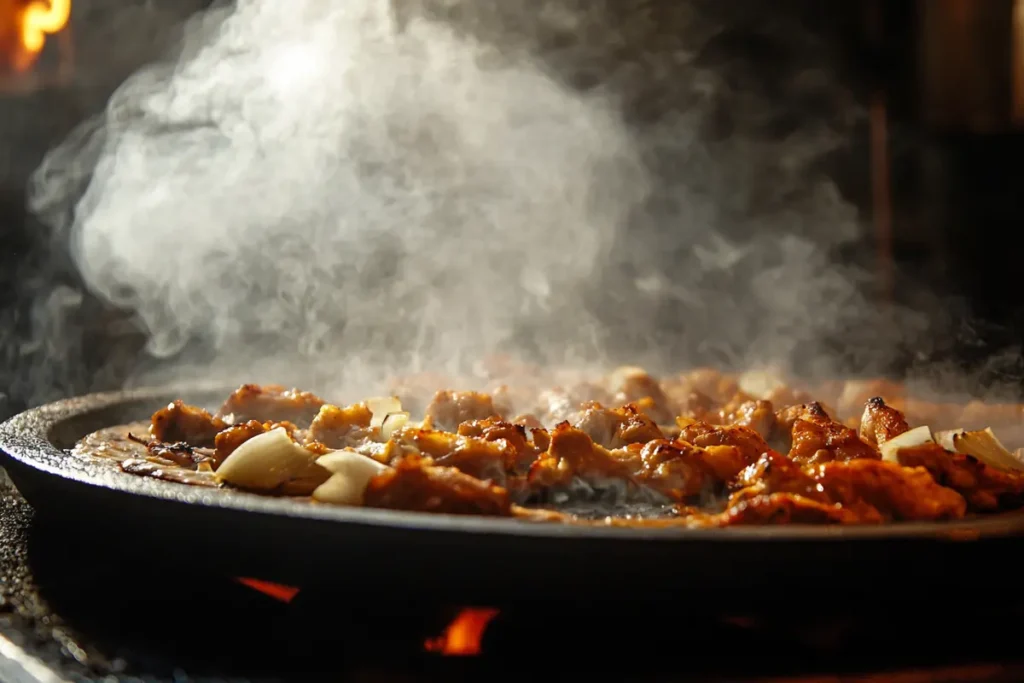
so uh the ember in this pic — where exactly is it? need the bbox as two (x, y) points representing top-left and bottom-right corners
(234, 577), (301, 604)
(1, 0), (70, 73)
(424, 608), (500, 656)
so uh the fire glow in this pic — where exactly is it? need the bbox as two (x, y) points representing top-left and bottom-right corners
(3, 0), (70, 72)
(424, 608), (500, 656)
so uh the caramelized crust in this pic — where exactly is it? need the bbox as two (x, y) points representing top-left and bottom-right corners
(859, 396), (911, 446)
(788, 403), (880, 465)
(363, 456), (512, 516)
(896, 443), (1024, 513)
(150, 400), (226, 447)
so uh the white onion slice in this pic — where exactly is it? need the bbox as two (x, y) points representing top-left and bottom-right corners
(380, 411), (410, 440)
(215, 427), (327, 492)
(367, 396), (403, 428)
(312, 450), (391, 505)
(879, 426), (934, 463)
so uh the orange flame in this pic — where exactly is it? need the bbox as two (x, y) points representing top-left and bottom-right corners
(3, 0), (70, 73)
(424, 608), (500, 656)
(234, 577), (301, 603)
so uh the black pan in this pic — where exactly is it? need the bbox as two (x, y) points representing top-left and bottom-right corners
(2, 386), (1023, 610)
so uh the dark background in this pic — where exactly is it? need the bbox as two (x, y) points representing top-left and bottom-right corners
(1, 0), (1022, 422)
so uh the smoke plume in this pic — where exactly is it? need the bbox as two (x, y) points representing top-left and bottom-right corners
(25, 0), (1018, 401)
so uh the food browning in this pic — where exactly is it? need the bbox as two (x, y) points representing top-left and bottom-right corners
(71, 367), (1024, 528)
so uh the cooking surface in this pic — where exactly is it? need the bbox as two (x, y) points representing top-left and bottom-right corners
(2, 469), (1024, 682)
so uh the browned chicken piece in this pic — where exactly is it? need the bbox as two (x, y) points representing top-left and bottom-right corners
(678, 421), (774, 466)
(217, 384), (325, 427)
(128, 433), (215, 469)
(150, 400), (227, 447)
(528, 423), (636, 489)
(534, 383), (613, 425)
(391, 428), (513, 483)
(385, 372), (451, 419)
(423, 390), (502, 432)
(306, 403), (373, 449)
(837, 378), (906, 421)
(764, 385), (815, 411)
(213, 420), (300, 466)
(684, 368), (741, 404)
(573, 403), (665, 449)
(896, 443), (1024, 513)
(729, 450), (831, 505)
(609, 368), (677, 424)
(458, 418), (542, 473)
(630, 439), (745, 502)
(676, 389), (717, 421)
(363, 455), (512, 516)
(713, 493), (864, 526)
(810, 459), (966, 521)
(717, 397), (776, 440)
(788, 403), (880, 466)
(859, 396), (911, 446)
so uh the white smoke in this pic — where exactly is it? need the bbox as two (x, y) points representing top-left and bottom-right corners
(31, 0), (647, 395)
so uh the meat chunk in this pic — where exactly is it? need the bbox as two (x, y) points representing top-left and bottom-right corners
(633, 439), (746, 502)
(714, 493), (863, 526)
(458, 419), (540, 472)
(609, 367), (676, 424)
(423, 390), (501, 432)
(306, 403), (374, 449)
(896, 443), (1024, 513)
(678, 421), (773, 467)
(859, 397), (910, 446)
(730, 450), (831, 505)
(391, 428), (513, 483)
(218, 384), (325, 427)
(150, 400), (226, 447)
(573, 403), (665, 449)
(363, 456), (512, 516)
(534, 383), (612, 425)
(527, 423), (636, 489)
(810, 459), (966, 521)
(717, 398), (776, 440)
(788, 403), (880, 465)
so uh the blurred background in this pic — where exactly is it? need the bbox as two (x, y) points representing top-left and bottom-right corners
(1, 0), (1023, 421)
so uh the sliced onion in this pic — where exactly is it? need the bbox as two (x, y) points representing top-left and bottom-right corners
(381, 411), (410, 440)
(367, 396), (403, 428)
(216, 427), (328, 492)
(879, 425), (934, 463)
(934, 427), (1024, 472)
(312, 450), (391, 505)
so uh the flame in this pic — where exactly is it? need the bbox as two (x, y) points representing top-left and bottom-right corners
(234, 577), (301, 603)
(4, 0), (70, 72)
(424, 608), (500, 656)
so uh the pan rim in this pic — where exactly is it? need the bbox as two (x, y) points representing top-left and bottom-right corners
(3, 385), (1024, 543)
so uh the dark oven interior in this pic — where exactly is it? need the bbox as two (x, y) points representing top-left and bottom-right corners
(2, 0), (1024, 681)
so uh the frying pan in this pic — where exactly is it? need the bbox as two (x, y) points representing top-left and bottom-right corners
(2, 386), (1023, 610)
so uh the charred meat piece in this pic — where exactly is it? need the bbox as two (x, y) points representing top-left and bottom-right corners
(217, 384), (326, 427)
(788, 403), (880, 466)
(609, 367), (677, 424)
(306, 403), (374, 449)
(363, 456), (512, 516)
(729, 450), (831, 505)
(810, 459), (966, 521)
(150, 401), (227, 447)
(391, 428), (513, 483)
(527, 423), (636, 489)
(714, 493), (864, 526)
(458, 419), (540, 472)
(679, 421), (774, 467)
(717, 398), (776, 440)
(859, 397), (911, 446)
(633, 439), (745, 503)
(896, 443), (1024, 513)
(129, 433), (214, 469)
(423, 390), (502, 432)
(573, 403), (665, 449)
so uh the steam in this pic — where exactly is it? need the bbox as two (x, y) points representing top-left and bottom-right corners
(24, 0), (1021, 400)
